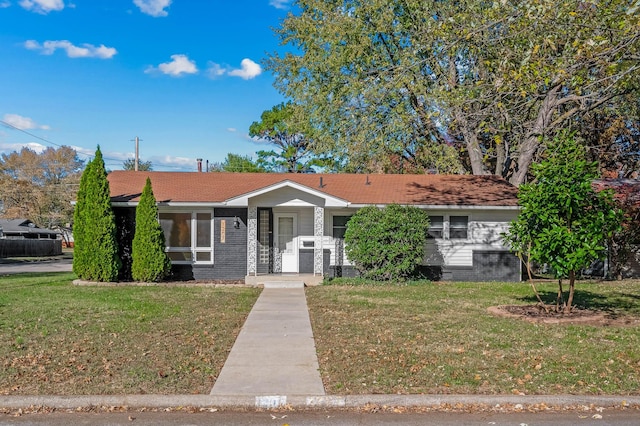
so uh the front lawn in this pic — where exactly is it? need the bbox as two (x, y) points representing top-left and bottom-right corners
(2, 273), (639, 396)
(307, 279), (640, 395)
(0, 273), (260, 395)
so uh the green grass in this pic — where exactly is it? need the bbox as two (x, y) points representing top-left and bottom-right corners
(306, 279), (640, 395)
(2, 273), (639, 396)
(0, 272), (260, 395)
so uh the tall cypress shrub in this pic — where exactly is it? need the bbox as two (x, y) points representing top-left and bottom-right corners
(72, 146), (120, 281)
(131, 177), (171, 282)
(72, 157), (93, 276)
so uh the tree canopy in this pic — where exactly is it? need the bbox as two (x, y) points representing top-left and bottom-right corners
(122, 158), (153, 171)
(209, 153), (266, 173)
(249, 102), (335, 172)
(268, 0), (639, 183)
(0, 146), (83, 229)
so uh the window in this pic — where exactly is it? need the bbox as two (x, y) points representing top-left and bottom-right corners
(258, 209), (270, 265)
(159, 211), (213, 264)
(449, 216), (468, 239)
(332, 216), (351, 239)
(427, 216), (444, 239)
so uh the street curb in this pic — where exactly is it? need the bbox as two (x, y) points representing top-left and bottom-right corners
(1, 394), (639, 411)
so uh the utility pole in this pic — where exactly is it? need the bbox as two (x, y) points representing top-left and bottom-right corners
(132, 136), (142, 171)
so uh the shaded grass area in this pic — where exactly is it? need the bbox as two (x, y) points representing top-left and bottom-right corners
(0, 273), (260, 395)
(307, 280), (640, 395)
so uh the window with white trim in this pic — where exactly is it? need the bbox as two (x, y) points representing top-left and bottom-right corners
(427, 215), (444, 239)
(449, 215), (469, 239)
(159, 211), (213, 264)
(332, 215), (351, 239)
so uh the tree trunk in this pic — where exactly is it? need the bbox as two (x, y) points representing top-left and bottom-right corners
(556, 279), (564, 312)
(510, 85), (561, 186)
(495, 140), (506, 177)
(565, 270), (576, 314)
(454, 108), (488, 175)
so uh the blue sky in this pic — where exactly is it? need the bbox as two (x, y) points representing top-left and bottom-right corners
(0, 0), (293, 171)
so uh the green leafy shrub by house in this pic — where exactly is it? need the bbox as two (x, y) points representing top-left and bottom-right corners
(131, 177), (171, 282)
(504, 132), (621, 313)
(344, 204), (429, 281)
(72, 146), (121, 281)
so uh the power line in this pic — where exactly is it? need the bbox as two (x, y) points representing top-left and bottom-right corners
(0, 120), (199, 170)
(1, 119), (126, 165)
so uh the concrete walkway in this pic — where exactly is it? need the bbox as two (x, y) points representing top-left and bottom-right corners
(210, 286), (325, 396)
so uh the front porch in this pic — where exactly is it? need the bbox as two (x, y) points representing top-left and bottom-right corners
(245, 273), (325, 287)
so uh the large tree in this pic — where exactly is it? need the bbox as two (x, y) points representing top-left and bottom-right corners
(72, 146), (120, 282)
(504, 132), (621, 313)
(249, 102), (335, 172)
(268, 0), (639, 184)
(0, 146), (83, 229)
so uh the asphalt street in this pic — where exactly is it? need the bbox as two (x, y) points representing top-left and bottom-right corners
(1, 408), (639, 426)
(0, 259), (72, 275)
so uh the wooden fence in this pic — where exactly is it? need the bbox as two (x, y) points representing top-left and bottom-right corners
(0, 239), (62, 257)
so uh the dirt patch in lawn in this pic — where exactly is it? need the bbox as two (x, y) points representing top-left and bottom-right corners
(488, 305), (640, 327)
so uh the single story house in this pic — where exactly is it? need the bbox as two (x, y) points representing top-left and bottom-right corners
(0, 218), (62, 257)
(107, 171), (522, 284)
(0, 219), (60, 240)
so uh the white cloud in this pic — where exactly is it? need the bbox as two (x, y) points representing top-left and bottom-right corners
(269, 0), (291, 9)
(19, 0), (64, 14)
(146, 54), (198, 77)
(133, 0), (171, 17)
(0, 142), (47, 154)
(24, 40), (117, 59)
(0, 1), (11, 8)
(207, 59), (262, 80)
(150, 155), (196, 170)
(228, 58), (262, 80)
(227, 127), (237, 132)
(2, 114), (50, 130)
(69, 145), (97, 158)
(206, 62), (226, 79)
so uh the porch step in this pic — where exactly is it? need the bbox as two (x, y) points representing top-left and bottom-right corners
(262, 281), (305, 289)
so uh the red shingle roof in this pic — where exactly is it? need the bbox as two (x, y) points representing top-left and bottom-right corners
(107, 171), (519, 207)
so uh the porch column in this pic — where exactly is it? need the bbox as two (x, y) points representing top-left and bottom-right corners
(247, 206), (257, 276)
(314, 206), (324, 276)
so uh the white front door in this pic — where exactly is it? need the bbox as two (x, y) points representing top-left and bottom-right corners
(275, 213), (298, 273)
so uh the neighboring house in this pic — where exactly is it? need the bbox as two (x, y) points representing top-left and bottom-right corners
(0, 219), (62, 257)
(108, 171), (521, 284)
(0, 219), (60, 240)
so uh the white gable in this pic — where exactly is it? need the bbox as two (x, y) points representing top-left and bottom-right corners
(225, 180), (349, 207)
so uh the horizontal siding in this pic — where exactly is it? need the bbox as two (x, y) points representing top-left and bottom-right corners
(470, 222), (510, 244)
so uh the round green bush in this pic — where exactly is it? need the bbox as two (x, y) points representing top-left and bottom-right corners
(344, 204), (429, 281)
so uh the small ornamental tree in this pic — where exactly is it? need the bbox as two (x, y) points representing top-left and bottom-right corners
(131, 177), (171, 282)
(504, 132), (621, 313)
(72, 146), (121, 281)
(344, 204), (429, 281)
